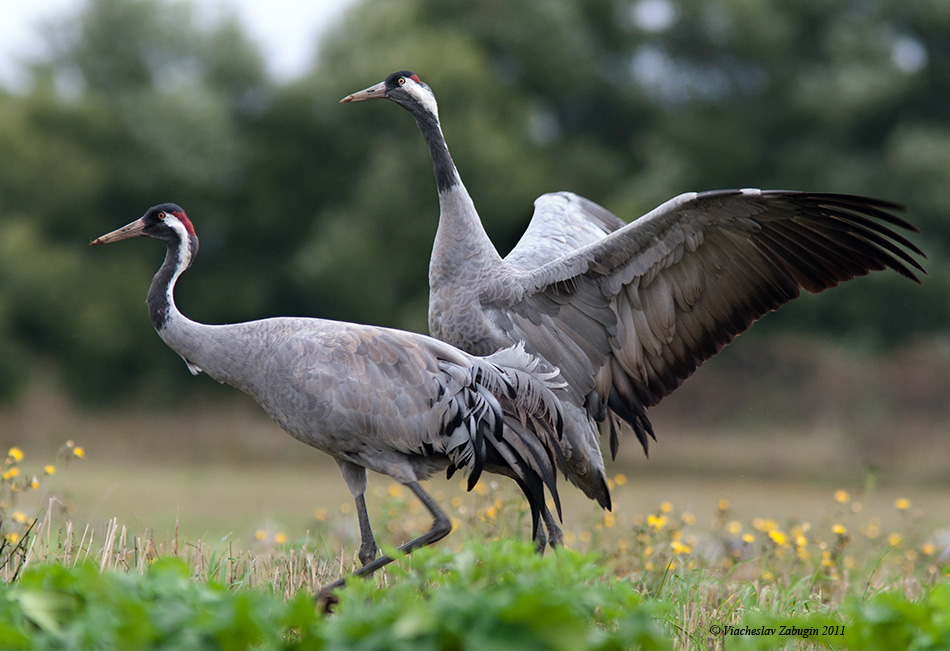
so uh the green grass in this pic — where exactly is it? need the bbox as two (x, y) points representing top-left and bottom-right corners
(3, 439), (949, 650)
(3, 347), (949, 651)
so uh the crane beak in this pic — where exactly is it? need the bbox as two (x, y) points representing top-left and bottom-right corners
(340, 81), (387, 103)
(90, 218), (147, 246)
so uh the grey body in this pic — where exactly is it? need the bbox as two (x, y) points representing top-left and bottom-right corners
(342, 72), (925, 501)
(165, 313), (559, 487)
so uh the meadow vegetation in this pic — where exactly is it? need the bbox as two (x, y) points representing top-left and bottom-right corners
(2, 339), (949, 648)
(1, 427), (948, 649)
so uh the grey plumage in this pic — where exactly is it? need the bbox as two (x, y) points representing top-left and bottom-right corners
(91, 203), (571, 602)
(342, 72), (926, 481)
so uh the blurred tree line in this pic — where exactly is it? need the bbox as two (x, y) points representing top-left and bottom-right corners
(0, 0), (946, 405)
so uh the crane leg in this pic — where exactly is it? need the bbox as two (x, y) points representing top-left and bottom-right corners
(353, 493), (378, 566)
(533, 509), (547, 554)
(541, 504), (563, 548)
(530, 503), (563, 555)
(317, 480), (451, 611)
(335, 459), (378, 565)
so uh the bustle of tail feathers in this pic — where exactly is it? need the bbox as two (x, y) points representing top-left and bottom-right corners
(442, 342), (566, 519)
(484, 342), (566, 389)
(480, 343), (567, 516)
(480, 342), (567, 439)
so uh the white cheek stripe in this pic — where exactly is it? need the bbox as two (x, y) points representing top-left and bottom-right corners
(407, 81), (440, 120)
(167, 217), (194, 303)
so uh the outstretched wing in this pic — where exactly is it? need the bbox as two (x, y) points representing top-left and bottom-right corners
(493, 189), (926, 456)
(504, 192), (626, 270)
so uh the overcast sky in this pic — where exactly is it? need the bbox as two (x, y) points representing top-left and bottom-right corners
(0, 0), (356, 90)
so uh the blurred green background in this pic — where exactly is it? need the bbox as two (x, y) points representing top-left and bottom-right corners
(1, 0), (948, 540)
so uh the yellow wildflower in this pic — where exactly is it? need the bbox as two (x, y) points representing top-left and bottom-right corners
(647, 514), (667, 531)
(313, 508), (328, 522)
(72, 447), (85, 459)
(833, 489), (850, 504)
(579, 530), (592, 543)
(274, 532), (287, 545)
(3, 467), (20, 479)
(604, 513), (616, 529)
(795, 534), (808, 548)
(5, 532), (19, 544)
(768, 529), (787, 546)
(761, 571), (774, 581)
(887, 533), (902, 547)
(717, 498), (730, 512)
(44, 465), (55, 475)
(387, 483), (403, 499)
(681, 512), (696, 526)
(895, 497), (911, 511)
(742, 532), (755, 544)
(613, 473), (627, 487)
(727, 520), (742, 536)
(832, 523), (847, 536)
(659, 501), (673, 514)
(255, 529), (267, 541)
(921, 542), (937, 556)
(670, 540), (692, 555)
(7, 447), (24, 462)
(12, 511), (27, 523)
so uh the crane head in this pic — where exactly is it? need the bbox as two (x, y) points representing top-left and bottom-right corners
(341, 70), (439, 119)
(90, 203), (195, 247)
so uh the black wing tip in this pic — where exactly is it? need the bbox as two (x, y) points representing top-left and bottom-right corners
(753, 190), (927, 283)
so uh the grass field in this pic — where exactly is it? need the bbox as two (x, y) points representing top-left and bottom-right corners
(2, 338), (949, 648)
(3, 439), (949, 649)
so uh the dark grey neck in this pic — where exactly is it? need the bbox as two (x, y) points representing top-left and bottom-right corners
(147, 235), (197, 331)
(412, 108), (459, 194)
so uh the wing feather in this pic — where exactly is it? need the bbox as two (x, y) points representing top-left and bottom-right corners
(487, 190), (925, 455)
(505, 192), (626, 270)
